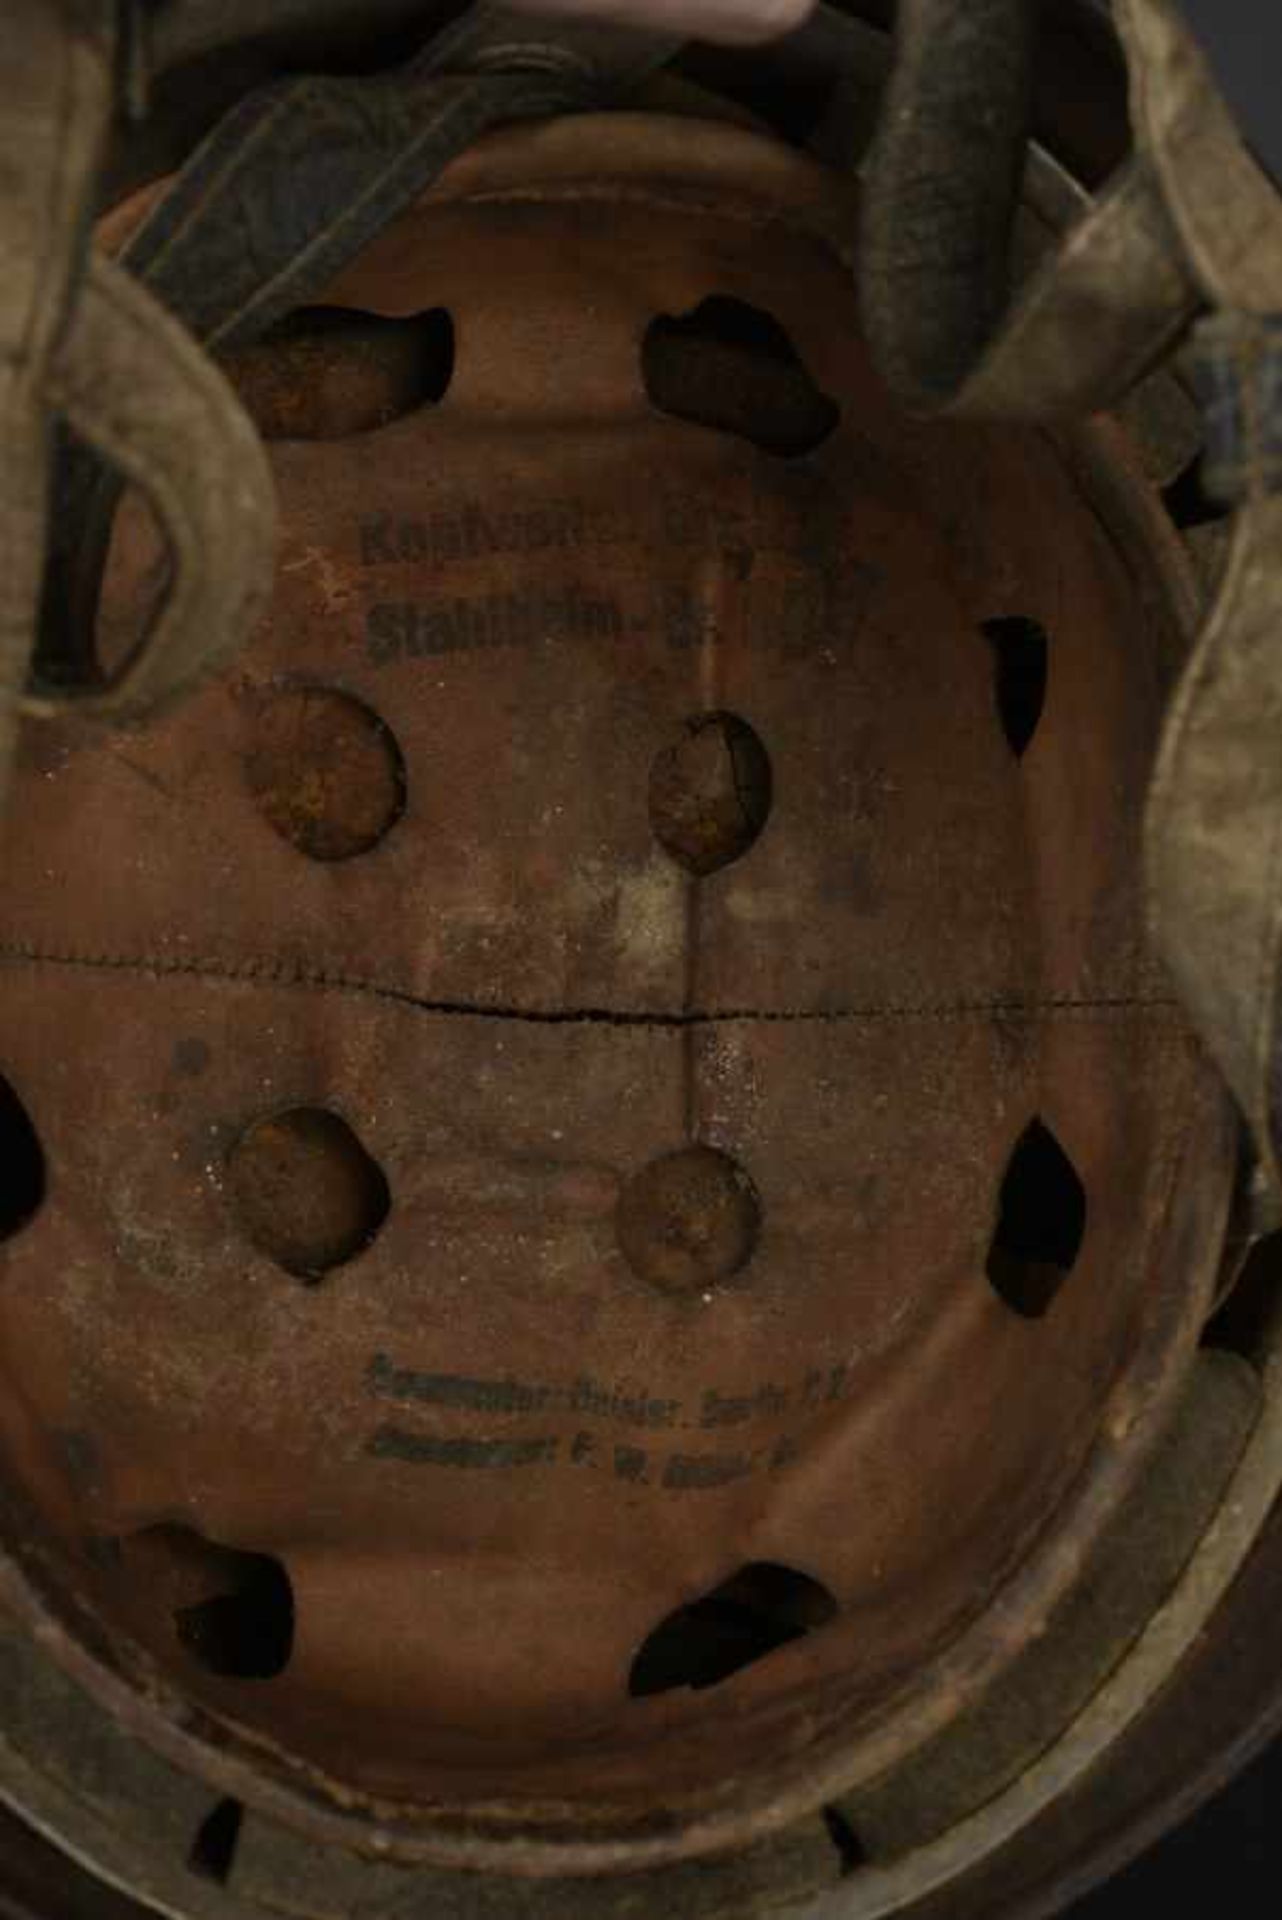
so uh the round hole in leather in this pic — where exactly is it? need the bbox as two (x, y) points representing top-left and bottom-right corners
(241, 683), (407, 863)
(0, 110), (1230, 1856)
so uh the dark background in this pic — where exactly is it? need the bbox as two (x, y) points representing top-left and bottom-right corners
(1181, 0), (1282, 183)
(1071, 4), (1282, 1909)
(1067, 1733), (1282, 1915)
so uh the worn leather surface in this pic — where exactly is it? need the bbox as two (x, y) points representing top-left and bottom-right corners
(0, 0), (277, 774)
(1120, 0), (1282, 1190)
(855, 0), (1282, 1212)
(40, 3), (674, 712)
(0, 2), (113, 791)
(0, 114), (1229, 1831)
(858, 0), (1199, 420)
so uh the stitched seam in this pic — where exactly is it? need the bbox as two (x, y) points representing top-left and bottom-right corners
(437, 182), (855, 268)
(0, 943), (1181, 1031)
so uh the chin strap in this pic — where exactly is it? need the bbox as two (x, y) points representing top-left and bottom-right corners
(1118, 0), (1282, 1192)
(4, 3), (679, 773)
(859, 0), (1282, 1191)
(15, 1), (1282, 1191)
(1, 2), (276, 803)
(858, 0), (1201, 418)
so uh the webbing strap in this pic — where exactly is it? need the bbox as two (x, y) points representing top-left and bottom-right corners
(35, 3), (680, 711)
(37, 254), (279, 723)
(0, 2), (114, 798)
(121, 3), (678, 353)
(858, 0), (1201, 420)
(0, 2), (275, 752)
(1119, 0), (1282, 1187)
(858, 0), (1282, 1187)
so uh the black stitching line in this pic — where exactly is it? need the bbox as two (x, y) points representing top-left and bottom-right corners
(0, 944), (1181, 1031)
